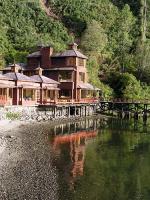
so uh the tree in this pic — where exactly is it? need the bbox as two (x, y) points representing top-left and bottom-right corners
(108, 5), (136, 72)
(105, 72), (143, 100)
(81, 20), (108, 56)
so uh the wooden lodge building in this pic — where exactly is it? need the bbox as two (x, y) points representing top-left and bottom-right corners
(0, 43), (100, 106)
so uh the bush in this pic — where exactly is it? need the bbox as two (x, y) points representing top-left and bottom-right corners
(6, 112), (20, 120)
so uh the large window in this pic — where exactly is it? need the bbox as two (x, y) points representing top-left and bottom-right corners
(79, 72), (85, 82)
(51, 58), (66, 66)
(67, 57), (75, 66)
(9, 88), (13, 98)
(78, 58), (84, 66)
(81, 90), (93, 98)
(59, 71), (72, 82)
(23, 89), (35, 101)
(0, 88), (6, 96)
(47, 90), (55, 99)
(60, 90), (71, 98)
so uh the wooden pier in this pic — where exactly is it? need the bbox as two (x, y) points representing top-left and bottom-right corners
(38, 103), (98, 119)
(98, 101), (150, 121)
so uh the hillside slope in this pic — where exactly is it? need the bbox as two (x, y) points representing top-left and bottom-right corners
(0, 0), (150, 99)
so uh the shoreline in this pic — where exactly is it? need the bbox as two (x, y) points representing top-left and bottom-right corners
(0, 114), (106, 135)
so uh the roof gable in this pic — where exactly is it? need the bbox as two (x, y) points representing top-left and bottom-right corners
(0, 74), (9, 80)
(52, 49), (88, 59)
(31, 75), (59, 84)
(27, 51), (41, 58)
(5, 72), (36, 82)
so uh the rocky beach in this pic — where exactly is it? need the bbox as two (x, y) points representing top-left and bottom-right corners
(0, 120), (59, 200)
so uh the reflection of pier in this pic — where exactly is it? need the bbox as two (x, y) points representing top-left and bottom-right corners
(51, 118), (100, 136)
(50, 119), (99, 188)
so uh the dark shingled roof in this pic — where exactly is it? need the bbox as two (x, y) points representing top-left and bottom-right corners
(27, 51), (41, 58)
(52, 49), (88, 59)
(78, 83), (100, 90)
(0, 74), (9, 80)
(45, 67), (76, 71)
(30, 75), (59, 84)
(4, 72), (36, 82)
(3, 63), (27, 71)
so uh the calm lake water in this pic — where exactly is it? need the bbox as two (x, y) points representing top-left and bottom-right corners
(48, 117), (150, 200)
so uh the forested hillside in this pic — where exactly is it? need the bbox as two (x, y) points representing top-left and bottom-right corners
(0, 0), (150, 100)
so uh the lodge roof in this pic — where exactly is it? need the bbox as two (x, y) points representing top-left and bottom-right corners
(3, 63), (27, 71)
(4, 72), (37, 82)
(45, 67), (76, 71)
(27, 51), (41, 58)
(30, 75), (59, 84)
(0, 74), (9, 80)
(52, 49), (88, 59)
(78, 83), (100, 90)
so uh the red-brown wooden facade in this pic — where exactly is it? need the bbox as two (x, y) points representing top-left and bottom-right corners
(0, 43), (100, 106)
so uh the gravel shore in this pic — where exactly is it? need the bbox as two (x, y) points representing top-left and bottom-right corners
(0, 120), (59, 200)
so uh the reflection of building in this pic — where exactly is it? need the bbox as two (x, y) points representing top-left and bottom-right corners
(51, 120), (98, 188)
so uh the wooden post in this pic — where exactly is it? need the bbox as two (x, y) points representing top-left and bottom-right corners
(54, 106), (57, 118)
(143, 111), (147, 123)
(85, 106), (87, 117)
(61, 106), (63, 117)
(68, 106), (70, 118)
(80, 106), (82, 117)
(40, 89), (43, 104)
(74, 106), (76, 117)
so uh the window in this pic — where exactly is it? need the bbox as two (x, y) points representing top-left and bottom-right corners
(79, 72), (85, 82)
(23, 89), (35, 101)
(81, 90), (93, 98)
(47, 90), (54, 99)
(59, 71), (72, 82)
(60, 90), (71, 98)
(67, 57), (75, 66)
(0, 88), (6, 95)
(51, 58), (66, 66)
(78, 58), (84, 66)
(9, 89), (13, 98)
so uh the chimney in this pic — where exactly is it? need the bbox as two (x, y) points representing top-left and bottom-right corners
(11, 64), (19, 73)
(40, 45), (53, 69)
(68, 43), (78, 50)
(35, 67), (43, 76)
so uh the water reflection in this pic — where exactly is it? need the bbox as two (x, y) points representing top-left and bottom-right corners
(48, 118), (150, 200)
(49, 118), (101, 190)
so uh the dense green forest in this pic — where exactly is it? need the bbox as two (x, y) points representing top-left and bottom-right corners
(0, 0), (150, 100)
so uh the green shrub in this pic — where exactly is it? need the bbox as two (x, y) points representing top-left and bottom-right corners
(6, 112), (20, 120)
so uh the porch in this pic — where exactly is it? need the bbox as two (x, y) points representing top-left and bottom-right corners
(37, 88), (59, 105)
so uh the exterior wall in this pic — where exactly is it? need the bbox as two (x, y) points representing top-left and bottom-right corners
(59, 82), (74, 90)
(51, 57), (66, 67)
(51, 57), (78, 68)
(0, 104), (98, 121)
(44, 71), (59, 82)
(23, 71), (36, 77)
(40, 47), (53, 68)
(27, 57), (41, 69)
(76, 58), (86, 67)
